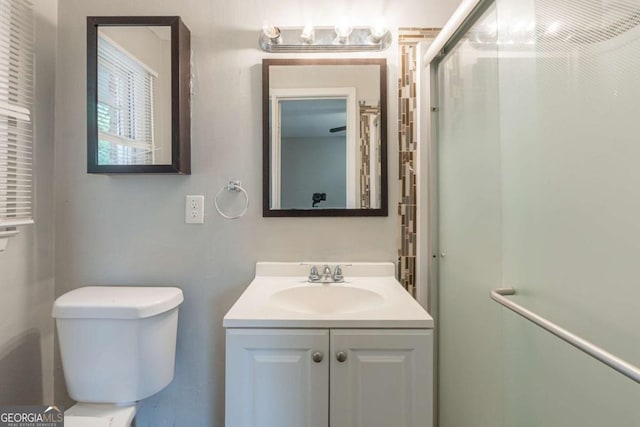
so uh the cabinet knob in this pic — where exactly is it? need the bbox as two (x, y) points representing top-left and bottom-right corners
(336, 351), (347, 363)
(312, 351), (324, 363)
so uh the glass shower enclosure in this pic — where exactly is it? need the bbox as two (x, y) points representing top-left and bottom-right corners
(428, 0), (640, 426)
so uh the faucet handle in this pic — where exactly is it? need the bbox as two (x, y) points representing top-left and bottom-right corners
(308, 265), (320, 282)
(332, 264), (350, 282)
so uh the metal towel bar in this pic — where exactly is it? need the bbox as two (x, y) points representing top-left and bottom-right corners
(491, 288), (640, 384)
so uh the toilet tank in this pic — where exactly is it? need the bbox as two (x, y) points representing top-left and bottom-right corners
(52, 286), (184, 404)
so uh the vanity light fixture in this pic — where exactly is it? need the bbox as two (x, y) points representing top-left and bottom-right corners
(259, 22), (392, 52)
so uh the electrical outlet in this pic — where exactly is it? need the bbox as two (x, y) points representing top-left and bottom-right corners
(185, 195), (205, 224)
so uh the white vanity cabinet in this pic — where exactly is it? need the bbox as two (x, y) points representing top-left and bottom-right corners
(225, 329), (329, 427)
(223, 263), (435, 427)
(330, 329), (433, 427)
(225, 328), (433, 427)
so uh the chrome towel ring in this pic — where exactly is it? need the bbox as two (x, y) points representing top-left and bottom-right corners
(214, 180), (249, 220)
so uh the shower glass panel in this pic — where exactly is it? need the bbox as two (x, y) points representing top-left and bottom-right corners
(434, 0), (640, 426)
(436, 4), (503, 427)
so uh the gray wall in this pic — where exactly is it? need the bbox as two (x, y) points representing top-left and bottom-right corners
(270, 64), (380, 103)
(281, 136), (347, 209)
(54, 0), (460, 425)
(0, 0), (57, 406)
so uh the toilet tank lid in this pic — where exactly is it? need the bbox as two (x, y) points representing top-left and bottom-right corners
(52, 286), (184, 319)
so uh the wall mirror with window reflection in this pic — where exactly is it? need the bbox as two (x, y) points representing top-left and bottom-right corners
(87, 16), (191, 174)
(263, 58), (387, 217)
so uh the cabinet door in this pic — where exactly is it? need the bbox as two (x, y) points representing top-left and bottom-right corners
(330, 329), (433, 427)
(225, 329), (329, 427)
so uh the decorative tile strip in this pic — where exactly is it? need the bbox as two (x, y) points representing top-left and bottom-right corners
(397, 28), (440, 297)
(359, 103), (380, 209)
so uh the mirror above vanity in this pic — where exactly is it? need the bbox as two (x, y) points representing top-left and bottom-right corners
(263, 58), (388, 217)
(87, 16), (191, 174)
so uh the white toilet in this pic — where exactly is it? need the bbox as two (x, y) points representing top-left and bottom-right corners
(52, 286), (184, 427)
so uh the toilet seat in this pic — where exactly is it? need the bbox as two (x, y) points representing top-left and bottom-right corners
(64, 403), (136, 427)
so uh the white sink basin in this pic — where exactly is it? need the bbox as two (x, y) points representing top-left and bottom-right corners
(223, 262), (434, 328)
(269, 285), (384, 314)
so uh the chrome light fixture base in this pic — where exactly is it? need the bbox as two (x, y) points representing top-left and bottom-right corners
(259, 26), (392, 53)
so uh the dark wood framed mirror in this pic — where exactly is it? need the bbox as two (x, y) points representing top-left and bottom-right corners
(87, 16), (191, 174)
(263, 58), (388, 217)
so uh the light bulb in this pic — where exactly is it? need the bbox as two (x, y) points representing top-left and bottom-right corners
(262, 22), (281, 41)
(335, 19), (353, 43)
(300, 24), (314, 43)
(370, 18), (388, 42)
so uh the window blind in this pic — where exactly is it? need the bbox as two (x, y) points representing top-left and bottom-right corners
(97, 35), (155, 165)
(0, 0), (34, 228)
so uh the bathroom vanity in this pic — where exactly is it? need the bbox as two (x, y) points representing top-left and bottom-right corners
(223, 262), (434, 427)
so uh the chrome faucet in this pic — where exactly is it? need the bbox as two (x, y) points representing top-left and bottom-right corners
(302, 263), (351, 283)
(321, 265), (332, 281)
